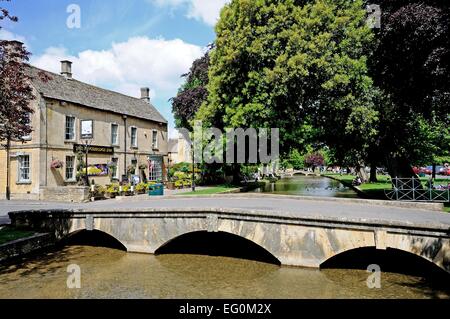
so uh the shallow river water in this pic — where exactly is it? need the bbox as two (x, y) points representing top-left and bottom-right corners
(0, 246), (449, 299)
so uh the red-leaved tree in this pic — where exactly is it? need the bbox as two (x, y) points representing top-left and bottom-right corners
(1, 1), (36, 199)
(0, 40), (35, 199)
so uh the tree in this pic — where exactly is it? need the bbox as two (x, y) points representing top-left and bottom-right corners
(196, 0), (378, 168)
(1, 0), (18, 25)
(0, 41), (35, 200)
(367, 0), (450, 177)
(171, 49), (211, 130)
(1, 1), (37, 199)
(305, 152), (325, 172)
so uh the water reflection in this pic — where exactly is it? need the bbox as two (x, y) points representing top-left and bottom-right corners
(252, 176), (358, 198)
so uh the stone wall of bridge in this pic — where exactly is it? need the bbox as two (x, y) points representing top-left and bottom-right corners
(9, 209), (450, 273)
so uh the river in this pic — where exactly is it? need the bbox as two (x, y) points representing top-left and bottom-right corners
(0, 246), (449, 299)
(251, 175), (358, 198)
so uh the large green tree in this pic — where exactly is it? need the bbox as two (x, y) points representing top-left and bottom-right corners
(197, 0), (379, 165)
(368, 0), (450, 177)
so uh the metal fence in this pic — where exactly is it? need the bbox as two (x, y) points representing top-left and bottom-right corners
(384, 178), (450, 202)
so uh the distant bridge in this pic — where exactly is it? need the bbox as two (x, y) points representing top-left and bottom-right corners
(8, 195), (450, 273)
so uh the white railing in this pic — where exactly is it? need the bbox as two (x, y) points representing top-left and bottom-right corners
(385, 178), (450, 202)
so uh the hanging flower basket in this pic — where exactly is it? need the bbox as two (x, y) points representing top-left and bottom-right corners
(50, 159), (64, 169)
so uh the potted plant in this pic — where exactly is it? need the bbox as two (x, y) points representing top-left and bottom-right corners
(105, 184), (119, 198)
(50, 159), (64, 169)
(127, 165), (136, 176)
(134, 182), (147, 194)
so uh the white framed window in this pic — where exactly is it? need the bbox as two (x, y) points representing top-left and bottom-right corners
(18, 155), (31, 183)
(148, 156), (163, 181)
(131, 127), (138, 148)
(65, 116), (76, 141)
(65, 156), (75, 181)
(111, 124), (119, 146)
(152, 130), (158, 149)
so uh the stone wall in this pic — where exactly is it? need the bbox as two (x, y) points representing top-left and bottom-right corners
(39, 186), (89, 202)
(0, 233), (54, 263)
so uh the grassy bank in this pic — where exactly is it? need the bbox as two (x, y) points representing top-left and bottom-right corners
(176, 185), (238, 196)
(0, 226), (35, 245)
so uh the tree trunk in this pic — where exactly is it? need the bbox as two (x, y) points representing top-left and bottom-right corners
(369, 165), (378, 183)
(6, 139), (11, 200)
(356, 161), (368, 183)
(432, 163), (436, 180)
(386, 156), (416, 178)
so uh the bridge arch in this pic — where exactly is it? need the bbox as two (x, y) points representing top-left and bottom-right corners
(154, 230), (281, 265)
(62, 229), (128, 251)
(320, 246), (450, 277)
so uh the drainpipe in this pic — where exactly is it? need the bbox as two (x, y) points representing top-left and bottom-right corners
(123, 115), (127, 181)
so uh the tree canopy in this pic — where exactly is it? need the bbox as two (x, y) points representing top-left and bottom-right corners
(196, 0), (378, 162)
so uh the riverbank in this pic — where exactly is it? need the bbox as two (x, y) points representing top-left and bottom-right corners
(0, 226), (53, 263)
(323, 174), (450, 212)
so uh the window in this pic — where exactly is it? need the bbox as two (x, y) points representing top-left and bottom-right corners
(111, 157), (119, 179)
(65, 156), (75, 181)
(22, 113), (32, 141)
(111, 124), (119, 145)
(18, 155), (30, 183)
(131, 127), (137, 148)
(148, 156), (163, 181)
(152, 130), (158, 149)
(65, 116), (75, 141)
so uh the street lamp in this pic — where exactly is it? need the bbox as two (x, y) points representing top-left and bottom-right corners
(82, 139), (92, 186)
(191, 144), (196, 192)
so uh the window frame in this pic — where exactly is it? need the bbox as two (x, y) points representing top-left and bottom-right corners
(152, 130), (158, 149)
(21, 112), (32, 141)
(65, 115), (76, 141)
(17, 154), (31, 184)
(130, 126), (138, 148)
(111, 123), (119, 146)
(65, 155), (76, 182)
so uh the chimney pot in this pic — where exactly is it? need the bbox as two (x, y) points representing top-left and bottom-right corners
(61, 60), (72, 79)
(140, 87), (150, 103)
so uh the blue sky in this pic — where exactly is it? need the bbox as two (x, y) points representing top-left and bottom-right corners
(0, 0), (229, 137)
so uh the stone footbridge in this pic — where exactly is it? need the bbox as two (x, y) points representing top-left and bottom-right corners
(7, 195), (450, 273)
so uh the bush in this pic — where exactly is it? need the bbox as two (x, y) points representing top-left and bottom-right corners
(106, 184), (120, 194)
(135, 182), (147, 194)
(174, 180), (183, 188)
(91, 185), (106, 198)
(174, 171), (188, 180)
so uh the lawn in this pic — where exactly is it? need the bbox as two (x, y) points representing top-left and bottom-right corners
(176, 185), (238, 196)
(0, 226), (35, 245)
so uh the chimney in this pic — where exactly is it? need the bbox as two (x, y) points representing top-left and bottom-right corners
(140, 87), (150, 103)
(60, 60), (72, 79)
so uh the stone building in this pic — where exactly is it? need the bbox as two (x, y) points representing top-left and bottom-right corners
(0, 60), (168, 201)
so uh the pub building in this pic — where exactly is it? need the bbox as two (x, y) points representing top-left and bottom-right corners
(0, 60), (168, 201)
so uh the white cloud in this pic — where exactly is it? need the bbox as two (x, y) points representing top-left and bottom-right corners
(187, 0), (230, 26)
(0, 29), (29, 48)
(31, 36), (203, 98)
(152, 0), (230, 26)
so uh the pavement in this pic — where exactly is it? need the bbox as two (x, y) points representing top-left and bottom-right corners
(1, 194), (450, 229)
